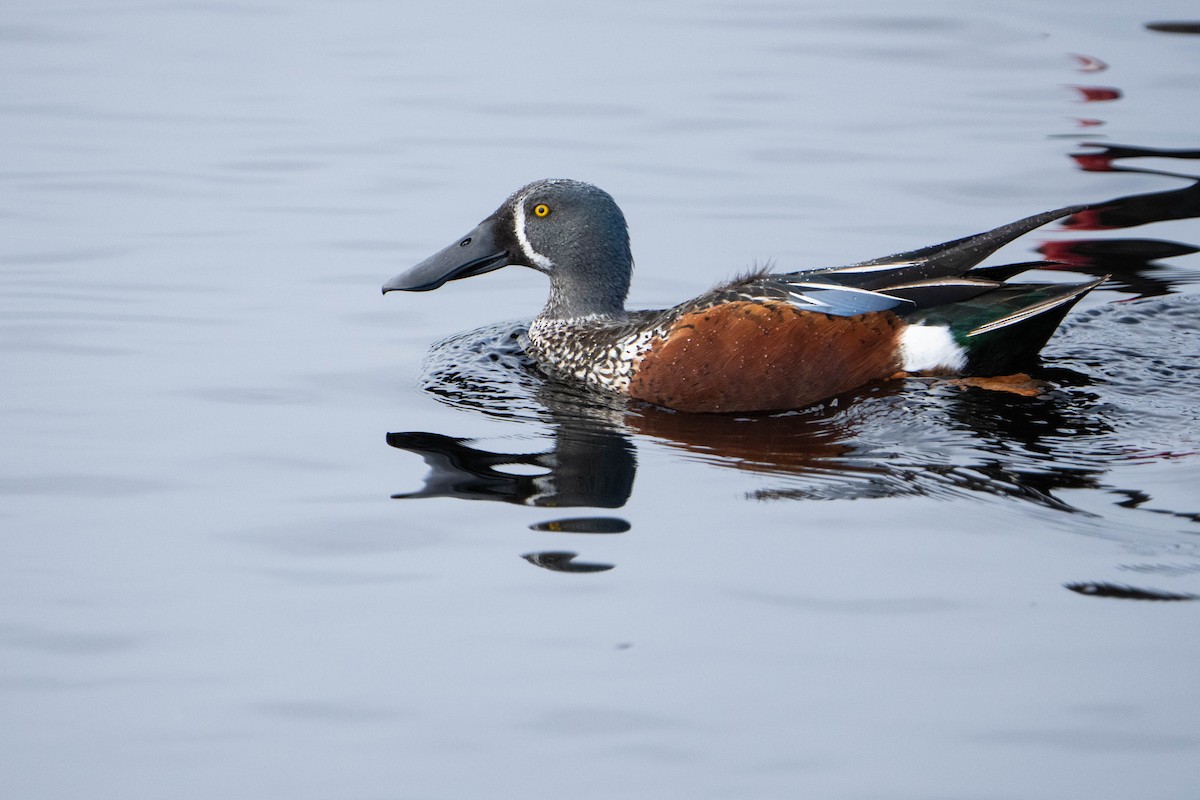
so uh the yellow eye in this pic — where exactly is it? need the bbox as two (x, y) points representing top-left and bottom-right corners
(533, 203), (551, 218)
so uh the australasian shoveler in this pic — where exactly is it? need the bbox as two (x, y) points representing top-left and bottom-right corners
(383, 179), (1104, 414)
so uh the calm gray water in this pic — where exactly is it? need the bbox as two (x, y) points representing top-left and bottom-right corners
(4, 1), (1200, 798)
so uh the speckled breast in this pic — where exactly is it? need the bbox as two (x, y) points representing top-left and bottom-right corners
(523, 310), (678, 394)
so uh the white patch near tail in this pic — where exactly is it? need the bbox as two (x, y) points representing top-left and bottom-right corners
(900, 324), (967, 374)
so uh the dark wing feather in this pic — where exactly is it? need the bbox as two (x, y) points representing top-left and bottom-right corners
(776, 204), (1090, 290)
(706, 204), (1093, 319)
(879, 278), (1001, 307)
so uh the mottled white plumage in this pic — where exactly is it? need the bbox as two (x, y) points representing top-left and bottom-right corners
(899, 324), (968, 373)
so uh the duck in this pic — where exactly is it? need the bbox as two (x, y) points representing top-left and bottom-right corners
(382, 179), (1102, 413)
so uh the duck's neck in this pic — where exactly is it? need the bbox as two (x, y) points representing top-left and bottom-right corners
(540, 277), (628, 322)
(535, 215), (634, 321)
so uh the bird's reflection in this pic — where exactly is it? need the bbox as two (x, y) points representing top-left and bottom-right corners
(1065, 582), (1198, 601)
(388, 323), (1194, 577)
(386, 424), (635, 509)
(387, 422), (634, 573)
(1039, 238), (1198, 300)
(1044, 144), (1200, 299)
(520, 551), (615, 573)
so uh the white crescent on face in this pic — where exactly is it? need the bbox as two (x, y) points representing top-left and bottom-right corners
(513, 196), (556, 273)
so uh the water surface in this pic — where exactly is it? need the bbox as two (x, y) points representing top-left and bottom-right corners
(3, 1), (1200, 798)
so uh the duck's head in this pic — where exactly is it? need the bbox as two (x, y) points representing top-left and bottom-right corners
(383, 179), (633, 319)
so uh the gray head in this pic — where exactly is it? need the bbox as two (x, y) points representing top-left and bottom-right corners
(382, 179), (633, 320)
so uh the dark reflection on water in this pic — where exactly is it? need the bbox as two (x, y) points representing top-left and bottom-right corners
(391, 334), (1123, 511)
(521, 551), (616, 574)
(1064, 581), (1198, 601)
(386, 428), (635, 509)
(1066, 175), (1200, 230)
(1039, 238), (1198, 300)
(1145, 21), (1200, 35)
(1034, 145), (1200, 299)
(529, 517), (631, 533)
(389, 289), (1200, 590)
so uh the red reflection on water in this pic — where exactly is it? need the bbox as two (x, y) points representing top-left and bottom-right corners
(1060, 208), (1114, 230)
(1069, 53), (1108, 72)
(1048, 141), (1200, 300)
(1039, 238), (1199, 266)
(1039, 241), (1093, 264)
(1072, 152), (1115, 171)
(1036, 237), (1199, 300)
(1071, 143), (1200, 173)
(1070, 85), (1122, 102)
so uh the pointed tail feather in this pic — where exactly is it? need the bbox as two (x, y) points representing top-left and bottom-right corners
(965, 278), (1105, 338)
(836, 205), (1091, 289)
